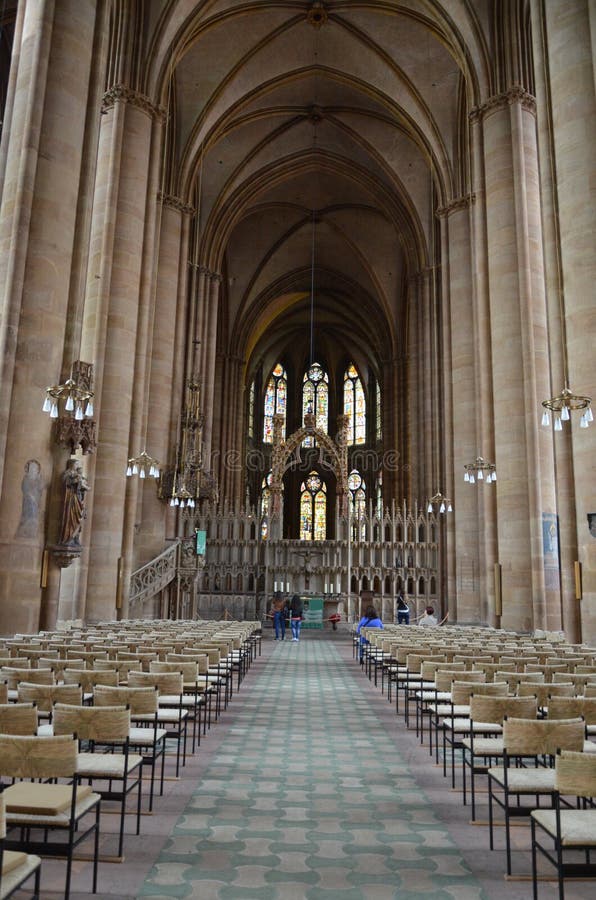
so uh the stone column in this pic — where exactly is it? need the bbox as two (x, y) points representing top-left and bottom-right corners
(437, 198), (476, 621)
(137, 198), (192, 566)
(201, 273), (221, 464)
(531, 0), (596, 643)
(81, 86), (163, 623)
(0, 0), (101, 634)
(476, 86), (557, 632)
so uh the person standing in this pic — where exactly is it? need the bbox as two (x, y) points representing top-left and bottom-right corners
(396, 591), (410, 625)
(290, 594), (304, 641)
(271, 592), (287, 640)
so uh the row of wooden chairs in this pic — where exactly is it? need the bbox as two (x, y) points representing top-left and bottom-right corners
(354, 623), (596, 897)
(0, 618), (262, 899)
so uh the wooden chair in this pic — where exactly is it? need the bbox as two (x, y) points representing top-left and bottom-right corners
(63, 669), (119, 691)
(0, 786), (41, 900)
(1, 668), (54, 701)
(0, 734), (101, 899)
(547, 696), (596, 744)
(93, 685), (165, 811)
(16, 683), (83, 724)
(52, 703), (142, 859)
(149, 661), (207, 746)
(531, 750), (596, 899)
(462, 695), (538, 821)
(487, 717), (585, 875)
(127, 671), (189, 775)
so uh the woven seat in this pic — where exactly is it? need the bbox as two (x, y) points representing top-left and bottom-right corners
(487, 717), (585, 876)
(0, 734), (101, 899)
(462, 695), (538, 820)
(531, 750), (596, 898)
(127, 671), (189, 774)
(0, 786), (41, 900)
(52, 703), (142, 859)
(93, 685), (165, 811)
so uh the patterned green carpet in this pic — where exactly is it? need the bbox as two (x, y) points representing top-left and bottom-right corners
(140, 639), (485, 899)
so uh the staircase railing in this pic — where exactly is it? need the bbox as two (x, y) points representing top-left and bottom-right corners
(129, 541), (180, 609)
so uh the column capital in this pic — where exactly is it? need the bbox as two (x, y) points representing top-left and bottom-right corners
(436, 194), (476, 218)
(469, 85), (536, 123)
(102, 84), (166, 120)
(158, 192), (195, 216)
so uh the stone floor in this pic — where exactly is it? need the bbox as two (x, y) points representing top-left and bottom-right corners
(34, 630), (595, 899)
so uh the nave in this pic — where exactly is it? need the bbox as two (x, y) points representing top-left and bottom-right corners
(35, 634), (594, 900)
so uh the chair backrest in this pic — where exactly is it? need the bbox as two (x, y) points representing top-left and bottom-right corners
(94, 658), (142, 677)
(421, 660), (464, 681)
(555, 750), (596, 799)
(166, 652), (209, 674)
(128, 670), (184, 695)
(469, 694), (537, 725)
(1, 666), (55, 690)
(53, 702), (130, 741)
(150, 660), (198, 682)
(0, 702), (38, 735)
(0, 733), (78, 778)
(502, 716), (585, 756)
(450, 679), (505, 705)
(434, 667), (477, 692)
(517, 682), (575, 703)
(39, 657), (85, 676)
(0, 681), (7, 704)
(472, 661), (516, 682)
(17, 682), (83, 711)
(547, 696), (596, 724)
(63, 668), (119, 689)
(93, 683), (158, 714)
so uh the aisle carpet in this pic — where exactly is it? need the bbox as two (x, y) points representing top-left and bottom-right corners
(140, 638), (484, 899)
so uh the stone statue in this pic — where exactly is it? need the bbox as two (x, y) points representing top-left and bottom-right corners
(59, 458), (89, 546)
(16, 459), (43, 538)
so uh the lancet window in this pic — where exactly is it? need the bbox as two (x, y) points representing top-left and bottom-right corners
(348, 469), (366, 520)
(343, 364), (366, 445)
(300, 471), (327, 540)
(263, 363), (287, 443)
(302, 362), (328, 447)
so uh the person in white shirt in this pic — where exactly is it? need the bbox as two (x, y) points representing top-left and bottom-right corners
(418, 605), (438, 626)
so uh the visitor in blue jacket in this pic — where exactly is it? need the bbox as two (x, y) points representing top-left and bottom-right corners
(357, 605), (383, 662)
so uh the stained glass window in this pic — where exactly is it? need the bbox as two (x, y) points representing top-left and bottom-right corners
(248, 379), (255, 438)
(348, 469), (366, 521)
(376, 379), (382, 441)
(300, 471), (327, 540)
(302, 362), (328, 447)
(344, 364), (366, 445)
(263, 363), (287, 443)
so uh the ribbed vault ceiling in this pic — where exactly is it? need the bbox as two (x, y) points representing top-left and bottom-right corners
(144, 1), (491, 378)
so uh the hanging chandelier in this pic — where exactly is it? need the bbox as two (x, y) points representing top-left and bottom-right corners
(126, 449), (160, 480)
(158, 375), (205, 509)
(464, 456), (497, 484)
(541, 385), (592, 431)
(42, 368), (94, 420)
(427, 491), (453, 513)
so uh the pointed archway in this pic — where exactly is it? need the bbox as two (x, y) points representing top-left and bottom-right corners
(268, 412), (349, 539)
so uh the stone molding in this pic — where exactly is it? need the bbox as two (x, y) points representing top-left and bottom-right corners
(158, 192), (195, 216)
(469, 85), (536, 123)
(102, 84), (166, 120)
(436, 194), (476, 218)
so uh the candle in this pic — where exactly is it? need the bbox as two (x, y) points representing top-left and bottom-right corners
(286, 582), (289, 592)
(325, 583), (328, 593)
(274, 581), (277, 591)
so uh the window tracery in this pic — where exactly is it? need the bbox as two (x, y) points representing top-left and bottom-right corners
(263, 363), (287, 443)
(343, 364), (366, 445)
